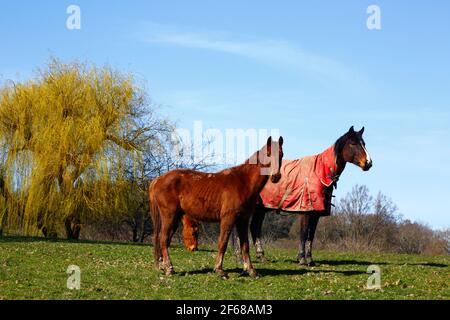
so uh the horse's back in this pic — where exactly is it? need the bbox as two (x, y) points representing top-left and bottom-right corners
(153, 169), (221, 191)
(151, 168), (249, 221)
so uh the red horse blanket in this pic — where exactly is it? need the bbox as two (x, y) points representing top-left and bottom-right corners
(260, 145), (339, 214)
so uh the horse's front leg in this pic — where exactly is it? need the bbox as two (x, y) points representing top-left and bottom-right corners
(236, 216), (258, 278)
(214, 216), (235, 279)
(250, 207), (267, 261)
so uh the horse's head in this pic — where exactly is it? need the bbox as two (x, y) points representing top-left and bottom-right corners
(182, 216), (199, 252)
(262, 136), (284, 183)
(339, 126), (373, 171)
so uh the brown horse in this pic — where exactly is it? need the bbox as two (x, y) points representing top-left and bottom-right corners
(182, 127), (372, 266)
(149, 136), (284, 278)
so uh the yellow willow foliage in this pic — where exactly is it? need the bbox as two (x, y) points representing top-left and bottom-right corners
(0, 59), (149, 235)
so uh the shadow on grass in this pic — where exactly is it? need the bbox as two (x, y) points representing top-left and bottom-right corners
(278, 258), (448, 268)
(316, 259), (448, 268)
(194, 248), (217, 253)
(316, 259), (388, 266)
(182, 267), (365, 277)
(259, 268), (365, 277)
(397, 262), (448, 268)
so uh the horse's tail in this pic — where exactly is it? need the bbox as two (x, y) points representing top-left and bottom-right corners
(149, 179), (161, 268)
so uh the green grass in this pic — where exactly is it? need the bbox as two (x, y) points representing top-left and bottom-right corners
(0, 236), (448, 300)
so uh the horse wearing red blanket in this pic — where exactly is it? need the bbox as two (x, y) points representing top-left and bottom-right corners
(259, 144), (337, 213)
(182, 127), (372, 266)
(252, 126), (372, 265)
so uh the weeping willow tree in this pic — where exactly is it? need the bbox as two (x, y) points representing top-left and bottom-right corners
(0, 59), (170, 239)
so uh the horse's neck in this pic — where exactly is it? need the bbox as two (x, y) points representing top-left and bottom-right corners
(334, 147), (347, 176)
(333, 138), (348, 177)
(239, 148), (271, 195)
(336, 156), (346, 176)
(240, 163), (270, 197)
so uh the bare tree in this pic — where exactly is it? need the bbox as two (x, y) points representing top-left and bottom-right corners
(311, 185), (399, 252)
(441, 229), (450, 254)
(337, 185), (373, 247)
(366, 192), (399, 249)
(123, 132), (217, 243)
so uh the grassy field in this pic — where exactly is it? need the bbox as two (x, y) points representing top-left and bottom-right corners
(0, 236), (448, 300)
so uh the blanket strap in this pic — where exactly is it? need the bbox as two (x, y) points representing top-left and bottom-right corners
(277, 188), (291, 210)
(275, 188), (297, 216)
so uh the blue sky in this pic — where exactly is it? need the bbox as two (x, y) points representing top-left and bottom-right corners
(1, 1), (449, 228)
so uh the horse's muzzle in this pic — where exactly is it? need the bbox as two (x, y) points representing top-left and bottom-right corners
(271, 173), (282, 183)
(363, 160), (373, 171)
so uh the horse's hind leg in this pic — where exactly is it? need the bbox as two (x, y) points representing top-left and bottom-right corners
(250, 207), (267, 261)
(305, 215), (320, 266)
(231, 228), (242, 263)
(298, 214), (310, 265)
(214, 216), (235, 279)
(169, 213), (182, 240)
(236, 217), (258, 278)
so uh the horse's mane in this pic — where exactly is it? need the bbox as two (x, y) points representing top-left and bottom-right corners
(244, 144), (268, 166)
(333, 132), (348, 159)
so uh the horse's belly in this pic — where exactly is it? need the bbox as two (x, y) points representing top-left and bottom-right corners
(179, 192), (222, 222)
(183, 208), (221, 222)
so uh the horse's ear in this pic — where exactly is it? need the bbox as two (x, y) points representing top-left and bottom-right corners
(279, 136), (284, 147)
(266, 136), (272, 154)
(359, 127), (365, 135)
(348, 126), (355, 134)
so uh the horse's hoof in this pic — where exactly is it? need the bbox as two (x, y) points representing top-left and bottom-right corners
(238, 269), (259, 278)
(248, 269), (259, 279)
(156, 263), (165, 272)
(256, 254), (267, 263)
(298, 257), (307, 265)
(307, 260), (316, 267)
(215, 269), (229, 279)
(165, 267), (175, 276)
